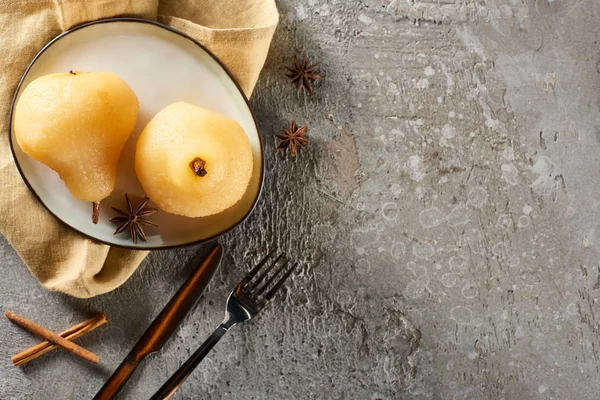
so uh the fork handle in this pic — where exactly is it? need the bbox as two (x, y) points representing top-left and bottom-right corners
(150, 325), (228, 399)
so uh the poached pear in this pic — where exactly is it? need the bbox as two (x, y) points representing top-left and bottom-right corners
(14, 71), (139, 223)
(135, 102), (253, 218)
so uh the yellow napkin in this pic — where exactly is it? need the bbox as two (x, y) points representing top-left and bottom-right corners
(0, 0), (278, 298)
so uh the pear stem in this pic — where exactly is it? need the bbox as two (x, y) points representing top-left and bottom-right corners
(190, 157), (207, 177)
(92, 202), (100, 224)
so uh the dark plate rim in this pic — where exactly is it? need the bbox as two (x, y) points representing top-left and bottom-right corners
(7, 17), (265, 251)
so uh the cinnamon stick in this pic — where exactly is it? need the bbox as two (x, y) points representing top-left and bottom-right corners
(12, 313), (107, 366)
(5, 310), (100, 364)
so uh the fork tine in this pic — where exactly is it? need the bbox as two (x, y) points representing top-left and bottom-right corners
(250, 259), (291, 298)
(262, 263), (299, 302)
(241, 250), (277, 285)
(247, 253), (285, 290)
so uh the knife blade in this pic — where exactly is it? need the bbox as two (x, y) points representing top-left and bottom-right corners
(93, 244), (223, 400)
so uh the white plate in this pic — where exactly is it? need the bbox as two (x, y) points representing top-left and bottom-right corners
(9, 18), (264, 249)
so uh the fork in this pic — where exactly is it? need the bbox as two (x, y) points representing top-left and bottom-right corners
(150, 251), (298, 400)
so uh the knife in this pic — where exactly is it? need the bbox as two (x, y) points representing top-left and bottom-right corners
(94, 244), (223, 400)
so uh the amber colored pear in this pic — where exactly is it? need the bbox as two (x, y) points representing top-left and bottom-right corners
(14, 71), (139, 220)
(135, 102), (253, 218)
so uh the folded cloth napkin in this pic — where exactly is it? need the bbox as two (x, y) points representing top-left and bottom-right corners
(0, 0), (278, 298)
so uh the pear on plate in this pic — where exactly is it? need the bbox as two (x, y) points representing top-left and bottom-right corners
(14, 71), (139, 223)
(135, 102), (253, 218)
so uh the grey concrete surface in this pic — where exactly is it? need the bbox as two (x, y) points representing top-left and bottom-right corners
(2, 0), (600, 399)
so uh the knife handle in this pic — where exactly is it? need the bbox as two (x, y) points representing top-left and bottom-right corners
(93, 355), (140, 400)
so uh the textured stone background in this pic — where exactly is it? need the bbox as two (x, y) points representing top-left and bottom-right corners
(2, 0), (600, 399)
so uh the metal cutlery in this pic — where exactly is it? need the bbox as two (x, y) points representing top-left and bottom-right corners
(94, 244), (223, 400)
(150, 251), (298, 399)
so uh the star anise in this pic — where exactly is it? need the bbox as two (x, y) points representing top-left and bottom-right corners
(110, 194), (158, 244)
(277, 121), (309, 156)
(286, 55), (323, 95)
